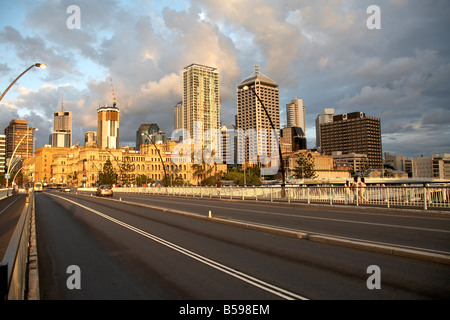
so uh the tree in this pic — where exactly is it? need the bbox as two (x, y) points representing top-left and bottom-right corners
(99, 160), (117, 185)
(294, 153), (317, 179)
(224, 167), (262, 185)
(192, 162), (214, 185)
(120, 156), (135, 186)
(135, 174), (153, 187)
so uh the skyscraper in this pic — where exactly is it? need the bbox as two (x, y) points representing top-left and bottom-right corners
(4, 119), (35, 160)
(136, 123), (166, 150)
(97, 103), (120, 149)
(236, 66), (280, 163)
(286, 97), (305, 133)
(174, 101), (183, 131)
(320, 112), (382, 168)
(315, 108), (335, 151)
(49, 99), (72, 148)
(182, 63), (220, 143)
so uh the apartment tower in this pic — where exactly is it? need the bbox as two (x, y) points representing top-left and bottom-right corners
(97, 103), (120, 149)
(236, 66), (280, 164)
(182, 63), (220, 143)
(286, 97), (305, 133)
(4, 119), (35, 160)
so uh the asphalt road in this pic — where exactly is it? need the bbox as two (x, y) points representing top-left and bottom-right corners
(93, 191), (450, 256)
(0, 194), (26, 260)
(35, 190), (450, 300)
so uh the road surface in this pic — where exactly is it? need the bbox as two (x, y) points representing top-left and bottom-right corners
(35, 190), (450, 300)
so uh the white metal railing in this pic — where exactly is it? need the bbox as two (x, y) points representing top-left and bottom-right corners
(0, 188), (12, 200)
(112, 185), (450, 211)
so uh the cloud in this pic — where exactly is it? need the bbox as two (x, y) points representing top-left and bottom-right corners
(1, 0), (449, 158)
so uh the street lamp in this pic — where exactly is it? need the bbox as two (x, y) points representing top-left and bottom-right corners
(243, 85), (286, 197)
(141, 132), (168, 187)
(0, 63), (47, 102)
(6, 128), (38, 188)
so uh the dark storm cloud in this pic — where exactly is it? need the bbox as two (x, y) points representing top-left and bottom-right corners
(1, 0), (449, 156)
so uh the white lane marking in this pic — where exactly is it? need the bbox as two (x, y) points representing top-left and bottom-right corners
(0, 198), (19, 216)
(50, 193), (308, 300)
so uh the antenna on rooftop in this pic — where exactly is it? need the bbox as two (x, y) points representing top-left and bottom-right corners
(61, 92), (64, 112)
(254, 65), (260, 75)
(110, 77), (116, 107)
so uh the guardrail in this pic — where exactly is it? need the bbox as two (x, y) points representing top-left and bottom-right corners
(112, 185), (450, 211)
(0, 188), (13, 200)
(0, 190), (34, 300)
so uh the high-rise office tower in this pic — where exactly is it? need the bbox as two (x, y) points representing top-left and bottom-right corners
(136, 123), (166, 150)
(315, 108), (335, 151)
(286, 97), (305, 133)
(174, 101), (183, 131)
(97, 103), (120, 149)
(320, 112), (382, 168)
(236, 66), (280, 163)
(49, 98), (72, 148)
(84, 131), (97, 147)
(182, 63), (220, 143)
(4, 119), (35, 160)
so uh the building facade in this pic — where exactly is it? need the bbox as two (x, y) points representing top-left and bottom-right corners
(4, 119), (35, 160)
(84, 131), (97, 148)
(49, 110), (72, 148)
(136, 123), (167, 150)
(281, 127), (307, 153)
(286, 97), (305, 133)
(174, 101), (183, 131)
(315, 108), (334, 151)
(320, 112), (382, 169)
(236, 66), (280, 164)
(0, 135), (5, 174)
(182, 64), (220, 143)
(97, 104), (120, 149)
(30, 143), (227, 187)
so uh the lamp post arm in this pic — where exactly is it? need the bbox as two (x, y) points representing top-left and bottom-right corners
(249, 86), (286, 189)
(143, 133), (168, 186)
(0, 64), (36, 102)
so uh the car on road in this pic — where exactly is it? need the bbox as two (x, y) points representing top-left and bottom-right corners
(60, 186), (71, 192)
(96, 185), (113, 197)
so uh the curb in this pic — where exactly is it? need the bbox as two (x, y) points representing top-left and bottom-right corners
(26, 193), (39, 300)
(308, 235), (450, 265)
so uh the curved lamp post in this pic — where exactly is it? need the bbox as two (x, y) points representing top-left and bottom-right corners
(6, 128), (38, 188)
(0, 63), (47, 102)
(243, 85), (286, 197)
(141, 132), (168, 187)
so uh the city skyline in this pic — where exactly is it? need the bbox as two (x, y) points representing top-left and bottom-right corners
(1, 1), (449, 158)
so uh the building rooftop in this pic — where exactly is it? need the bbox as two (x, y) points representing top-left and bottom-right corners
(238, 65), (278, 88)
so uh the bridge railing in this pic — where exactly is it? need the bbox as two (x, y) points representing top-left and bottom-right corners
(0, 188), (13, 200)
(112, 185), (450, 211)
(0, 190), (34, 300)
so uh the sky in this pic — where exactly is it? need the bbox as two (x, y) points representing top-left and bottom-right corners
(0, 0), (449, 158)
